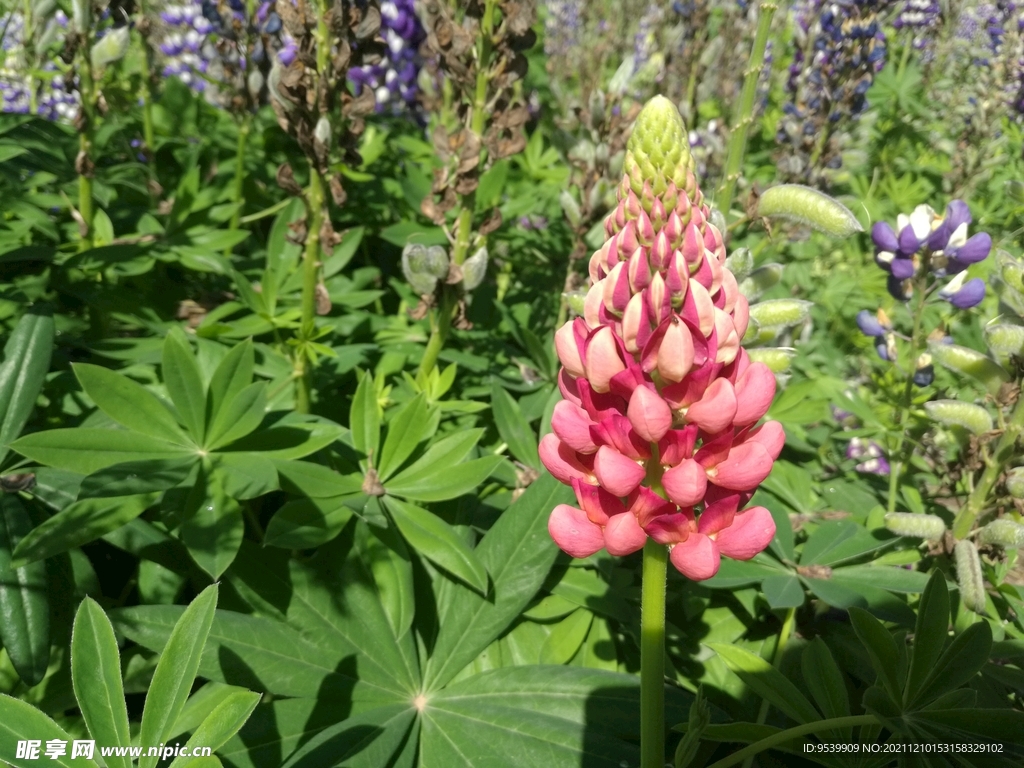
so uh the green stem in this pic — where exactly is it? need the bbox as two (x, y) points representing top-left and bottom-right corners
(228, 114), (252, 236)
(952, 392), (1024, 538)
(137, 1), (157, 157)
(741, 607), (796, 768)
(705, 715), (878, 768)
(417, 288), (456, 379)
(887, 278), (927, 514)
(716, 2), (777, 221)
(295, 170), (324, 414)
(77, 28), (97, 252)
(640, 538), (668, 768)
(23, 0), (36, 114)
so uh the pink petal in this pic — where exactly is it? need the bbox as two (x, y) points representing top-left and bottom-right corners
(661, 458), (708, 507)
(604, 512), (648, 555)
(715, 506), (776, 560)
(746, 420), (785, 460)
(658, 425), (699, 467)
(552, 400), (599, 454)
(558, 369), (582, 407)
(584, 281), (604, 329)
(670, 533), (721, 580)
(694, 429), (734, 469)
(592, 445), (646, 497)
(685, 378), (738, 434)
(573, 478), (625, 525)
(622, 292), (653, 354)
(602, 262), (632, 314)
(697, 494), (741, 536)
(682, 280), (715, 337)
(731, 293), (749, 338)
(733, 362), (776, 426)
(585, 326), (626, 393)
(627, 485), (676, 527)
(548, 504), (605, 558)
(590, 414), (649, 460)
(627, 385), (673, 443)
(628, 246), (652, 291)
(709, 442), (773, 491)
(554, 320), (586, 378)
(714, 308), (740, 365)
(539, 433), (591, 485)
(645, 511), (694, 544)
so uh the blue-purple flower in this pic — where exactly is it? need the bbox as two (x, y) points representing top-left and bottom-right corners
(0, 11), (78, 121)
(347, 0), (424, 112)
(846, 437), (891, 476)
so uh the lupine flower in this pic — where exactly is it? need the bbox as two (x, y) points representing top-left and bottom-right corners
(894, 0), (942, 51)
(0, 11), (78, 120)
(846, 437), (890, 475)
(348, 0), (425, 111)
(543, 97), (781, 581)
(870, 199), (992, 306)
(543, 0), (583, 59)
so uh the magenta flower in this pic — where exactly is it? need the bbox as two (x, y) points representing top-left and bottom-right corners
(541, 97), (782, 582)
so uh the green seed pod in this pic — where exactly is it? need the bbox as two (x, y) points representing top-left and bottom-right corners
(568, 139), (596, 169)
(924, 400), (993, 435)
(884, 512), (946, 541)
(742, 317), (760, 344)
(90, 27), (130, 69)
(927, 340), (1010, 395)
(984, 322), (1024, 358)
(462, 247), (488, 291)
(757, 184), (864, 238)
(748, 299), (813, 329)
(725, 247), (754, 282)
(993, 275), (1024, 318)
(978, 519), (1024, 548)
(999, 251), (1024, 292)
(1006, 467), (1024, 499)
(314, 117), (332, 150)
(954, 540), (987, 614)
(559, 190), (582, 228)
(423, 246), (450, 279)
(738, 263), (783, 301)
(401, 244), (439, 296)
(747, 347), (797, 373)
(564, 290), (587, 316)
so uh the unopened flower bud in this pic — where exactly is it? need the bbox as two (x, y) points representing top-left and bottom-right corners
(462, 246), (488, 291)
(314, 117), (332, 150)
(978, 519), (1024, 548)
(954, 540), (987, 614)
(924, 400), (993, 435)
(91, 27), (131, 69)
(559, 190), (582, 228)
(1007, 467), (1024, 499)
(884, 512), (946, 540)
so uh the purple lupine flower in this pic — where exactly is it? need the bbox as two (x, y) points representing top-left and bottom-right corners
(846, 438), (891, 475)
(894, 0), (942, 51)
(347, 0), (425, 112)
(543, 0), (583, 59)
(0, 11), (78, 121)
(856, 310), (886, 338)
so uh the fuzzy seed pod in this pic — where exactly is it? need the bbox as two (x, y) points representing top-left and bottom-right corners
(954, 540), (987, 614)
(314, 117), (332, 151)
(884, 512), (946, 541)
(462, 247), (488, 291)
(1006, 467), (1024, 499)
(747, 299), (813, 329)
(559, 190), (582, 228)
(978, 519), (1024, 548)
(757, 184), (863, 238)
(984, 323), (1024, 359)
(747, 347), (797, 373)
(738, 264), (783, 301)
(924, 400), (993, 436)
(725, 248), (754, 282)
(401, 244), (439, 295)
(928, 341), (1010, 395)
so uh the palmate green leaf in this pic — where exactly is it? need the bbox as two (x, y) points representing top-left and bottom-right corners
(138, 584), (219, 768)
(78, 456), (198, 499)
(73, 363), (190, 445)
(274, 459), (363, 497)
(377, 394), (430, 480)
(0, 495), (49, 686)
(12, 428), (194, 475)
(383, 496), (488, 593)
(11, 493), (159, 568)
(355, 523), (415, 641)
(908, 621), (992, 709)
(386, 455), (501, 502)
(425, 474), (574, 690)
(491, 383), (539, 470)
(0, 309), (54, 467)
(803, 577), (916, 626)
(71, 597), (131, 768)
(164, 328), (208, 444)
(384, 429), (483, 490)
(280, 704), (416, 768)
(166, 690), (261, 768)
(264, 496), (354, 548)
(420, 666), (693, 768)
(709, 643), (821, 725)
(849, 607), (905, 702)
(0, 693), (99, 768)
(210, 453), (278, 500)
(350, 371), (380, 463)
(223, 414), (345, 459)
(207, 340), (255, 425)
(180, 471), (244, 579)
(800, 521), (894, 566)
(830, 564), (931, 594)
(206, 382), (267, 450)
(905, 570), (950, 707)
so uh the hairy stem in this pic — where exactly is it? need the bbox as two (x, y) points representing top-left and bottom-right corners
(640, 538), (668, 768)
(716, 2), (777, 220)
(887, 278), (927, 513)
(705, 715), (878, 768)
(77, 50), (97, 251)
(295, 169), (324, 414)
(952, 390), (1024, 538)
(228, 114), (252, 239)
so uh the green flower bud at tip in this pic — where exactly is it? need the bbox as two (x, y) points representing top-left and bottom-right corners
(924, 400), (993, 436)
(978, 519), (1024, 548)
(927, 340), (1010, 395)
(757, 184), (863, 238)
(1006, 467), (1024, 499)
(462, 247), (488, 291)
(884, 512), (946, 541)
(747, 298), (813, 329)
(954, 539), (987, 614)
(624, 96), (695, 197)
(747, 347), (796, 373)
